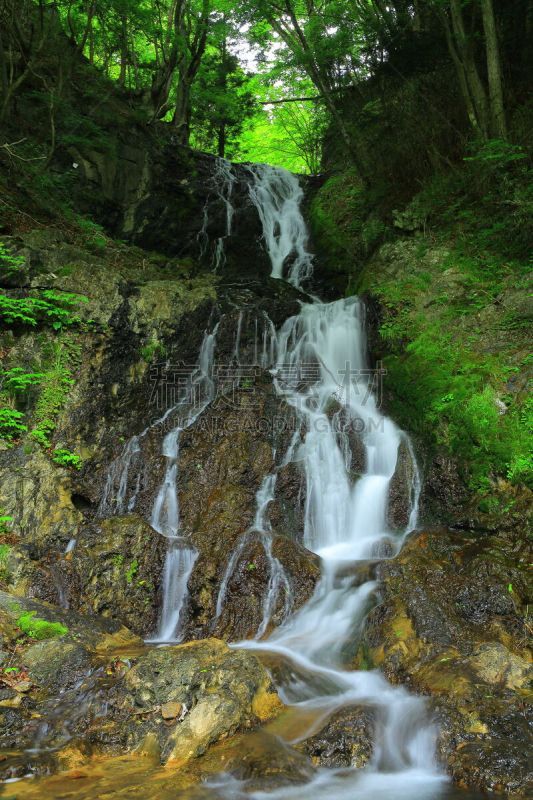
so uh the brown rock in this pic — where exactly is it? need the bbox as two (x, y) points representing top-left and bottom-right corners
(161, 701), (183, 720)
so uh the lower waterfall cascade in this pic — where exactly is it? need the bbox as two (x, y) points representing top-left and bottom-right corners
(152, 164), (447, 797)
(90, 163), (452, 798)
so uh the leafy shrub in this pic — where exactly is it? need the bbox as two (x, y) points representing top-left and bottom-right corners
(30, 421), (55, 448)
(16, 610), (68, 640)
(0, 408), (27, 442)
(52, 448), (82, 469)
(1, 368), (44, 394)
(0, 242), (25, 277)
(0, 290), (88, 330)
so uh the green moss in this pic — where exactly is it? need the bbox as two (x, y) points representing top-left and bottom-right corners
(140, 339), (166, 363)
(125, 559), (139, 584)
(309, 170), (389, 278)
(30, 336), (82, 449)
(16, 610), (68, 640)
(371, 249), (531, 492)
(0, 543), (11, 583)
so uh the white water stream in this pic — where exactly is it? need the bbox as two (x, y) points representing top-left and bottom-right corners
(248, 164), (314, 286)
(95, 162), (446, 797)
(198, 157), (237, 271)
(148, 326), (218, 643)
(214, 166), (446, 798)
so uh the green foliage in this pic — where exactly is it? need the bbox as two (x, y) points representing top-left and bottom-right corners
(1, 368), (44, 394)
(16, 610), (68, 640)
(52, 448), (82, 470)
(125, 560), (139, 584)
(464, 139), (527, 169)
(0, 242), (25, 278)
(30, 422), (55, 448)
(0, 511), (13, 535)
(68, 215), (109, 252)
(377, 297), (531, 493)
(0, 408), (27, 442)
(140, 340), (166, 363)
(190, 48), (258, 159)
(309, 170), (388, 272)
(0, 543), (11, 583)
(29, 338), (81, 450)
(0, 291), (88, 330)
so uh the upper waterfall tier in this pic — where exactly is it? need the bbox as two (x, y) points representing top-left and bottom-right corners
(248, 164), (314, 287)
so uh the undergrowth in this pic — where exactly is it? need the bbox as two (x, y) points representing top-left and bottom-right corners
(315, 139), (532, 495)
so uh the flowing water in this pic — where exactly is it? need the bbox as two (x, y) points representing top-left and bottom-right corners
(214, 471), (293, 639)
(88, 163), (447, 797)
(248, 164), (314, 286)
(205, 165), (447, 798)
(148, 325), (218, 643)
(198, 157), (237, 270)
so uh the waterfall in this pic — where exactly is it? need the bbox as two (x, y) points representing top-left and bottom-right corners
(224, 168), (445, 798)
(148, 326), (218, 643)
(198, 157), (237, 271)
(248, 164), (313, 286)
(97, 434), (141, 517)
(214, 472), (293, 638)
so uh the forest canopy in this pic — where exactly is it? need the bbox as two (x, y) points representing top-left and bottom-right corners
(0, 1), (531, 173)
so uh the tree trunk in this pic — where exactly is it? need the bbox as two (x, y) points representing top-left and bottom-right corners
(173, 79), (191, 145)
(479, 0), (507, 138)
(119, 16), (128, 85)
(439, 0), (489, 139)
(217, 123), (226, 158)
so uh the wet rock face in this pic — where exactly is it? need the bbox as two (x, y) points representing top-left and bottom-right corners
(0, 237), (316, 643)
(300, 706), (374, 769)
(357, 527), (532, 796)
(65, 133), (273, 277)
(419, 451), (469, 527)
(62, 515), (166, 636)
(387, 436), (417, 530)
(175, 376), (319, 641)
(207, 533), (320, 642)
(0, 592), (281, 779)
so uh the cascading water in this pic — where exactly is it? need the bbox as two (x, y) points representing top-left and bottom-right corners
(214, 471), (293, 639)
(94, 160), (442, 797)
(198, 157), (237, 271)
(248, 164), (314, 286)
(148, 326), (218, 643)
(208, 166), (445, 799)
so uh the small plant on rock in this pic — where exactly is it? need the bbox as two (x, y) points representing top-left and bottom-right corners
(52, 448), (83, 469)
(16, 610), (68, 640)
